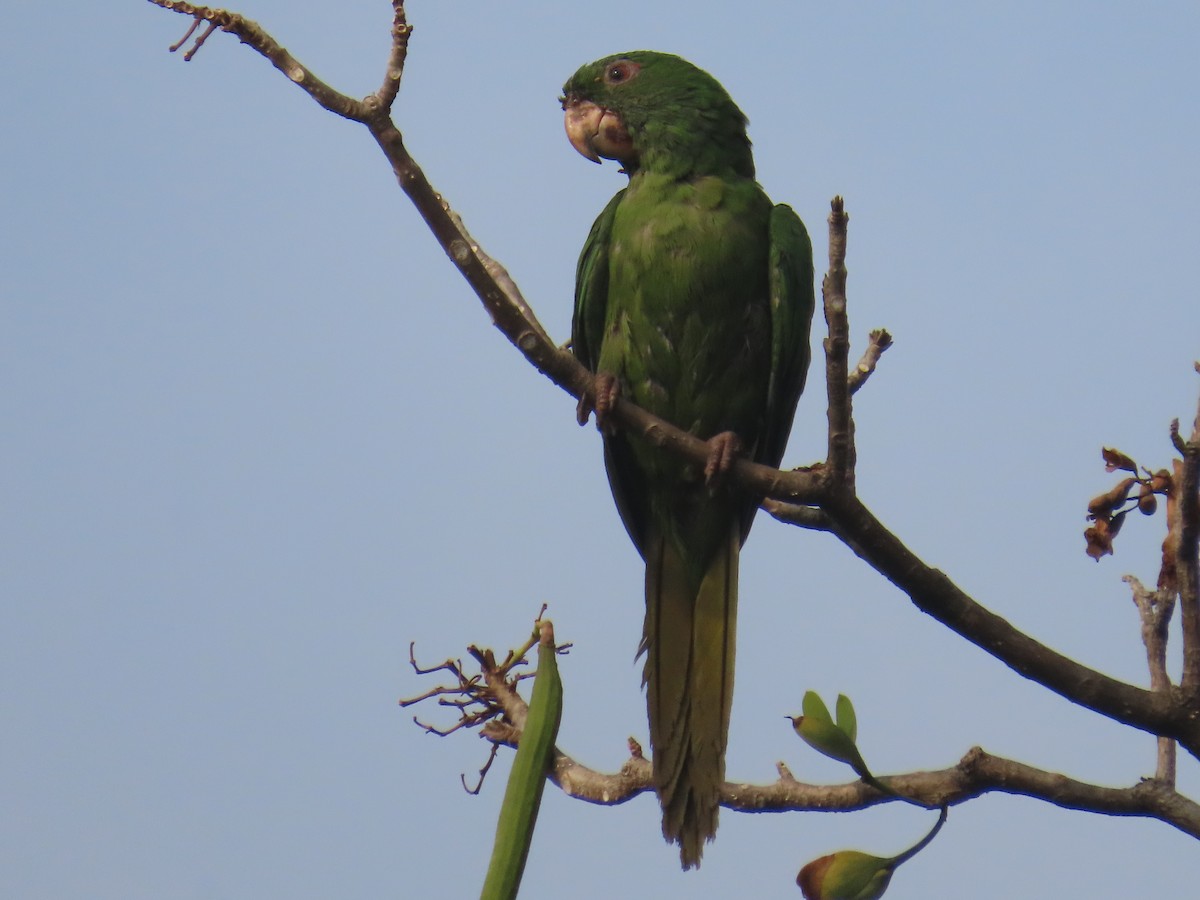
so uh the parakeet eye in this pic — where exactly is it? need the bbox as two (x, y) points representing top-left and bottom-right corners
(603, 60), (641, 85)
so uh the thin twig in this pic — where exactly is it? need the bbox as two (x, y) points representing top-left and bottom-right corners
(761, 498), (834, 531)
(1125, 574), (1177, 784)
(149, 1), (367, 119)
(182, 21), (217, 61)
(167, 16), (200, 53)
(373, 1), (411, 112)
(461, 743), (500, 795)
(847, 328), (893, 395)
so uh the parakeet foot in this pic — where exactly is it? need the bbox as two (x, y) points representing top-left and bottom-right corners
(576, 372), (621, 431)
(703, 431), (743, 485)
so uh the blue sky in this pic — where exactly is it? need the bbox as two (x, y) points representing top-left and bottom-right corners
(4, 2), (1200, 897)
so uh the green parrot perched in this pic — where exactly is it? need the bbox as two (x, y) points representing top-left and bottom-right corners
(561, 52), (815, 868)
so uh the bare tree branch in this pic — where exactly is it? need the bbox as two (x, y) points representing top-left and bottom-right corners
(1126, 575), (1177, 783)
(761, 499), (836, 532)
(404, 630), (1200, 842)
(545, 743), (1200, 839)
(821, 488), (1196, 752)
(848, 328), (893, 395)
(374, 1), (411, 111)
(433, 642), (1200, 835)
(157, 1), (369, 119)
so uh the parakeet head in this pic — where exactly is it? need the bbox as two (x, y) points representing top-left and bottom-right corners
(560, 51), (754, 179)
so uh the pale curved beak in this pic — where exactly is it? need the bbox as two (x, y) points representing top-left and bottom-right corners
(563, 96), (604, 164)
(563, 95), (636, 166)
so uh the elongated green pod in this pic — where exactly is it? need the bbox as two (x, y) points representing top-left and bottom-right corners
(480, 621), (563, 900)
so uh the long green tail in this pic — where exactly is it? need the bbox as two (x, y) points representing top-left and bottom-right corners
(643, 523), (739, 869)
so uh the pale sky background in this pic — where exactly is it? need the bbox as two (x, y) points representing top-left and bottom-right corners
(4, 2), (1200, 898)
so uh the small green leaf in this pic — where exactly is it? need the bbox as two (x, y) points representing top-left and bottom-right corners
(803, 690), (834, 724)
(835, 694), (857, 743)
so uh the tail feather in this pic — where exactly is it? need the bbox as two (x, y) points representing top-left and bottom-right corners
(643, 524), (739, 869)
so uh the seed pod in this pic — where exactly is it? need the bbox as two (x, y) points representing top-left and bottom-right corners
(1087, 478), (1136, 515)
(1137, 481), (1158, 515)
(798, 851), (894, 900)
(1085, 515), (1121, 561)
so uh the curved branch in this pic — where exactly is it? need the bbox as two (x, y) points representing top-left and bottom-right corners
(821, 490), (1200, 754)
(476, 647), (1200, 839)
(545, 741), (1200, 839)
(152, 1), (369, 119)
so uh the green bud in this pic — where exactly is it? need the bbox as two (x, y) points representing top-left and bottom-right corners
(788, 691), (871, 778)
(797, 850), (894, 900)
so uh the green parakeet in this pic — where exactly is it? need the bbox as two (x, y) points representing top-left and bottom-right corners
(561, 51), (815, 868)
